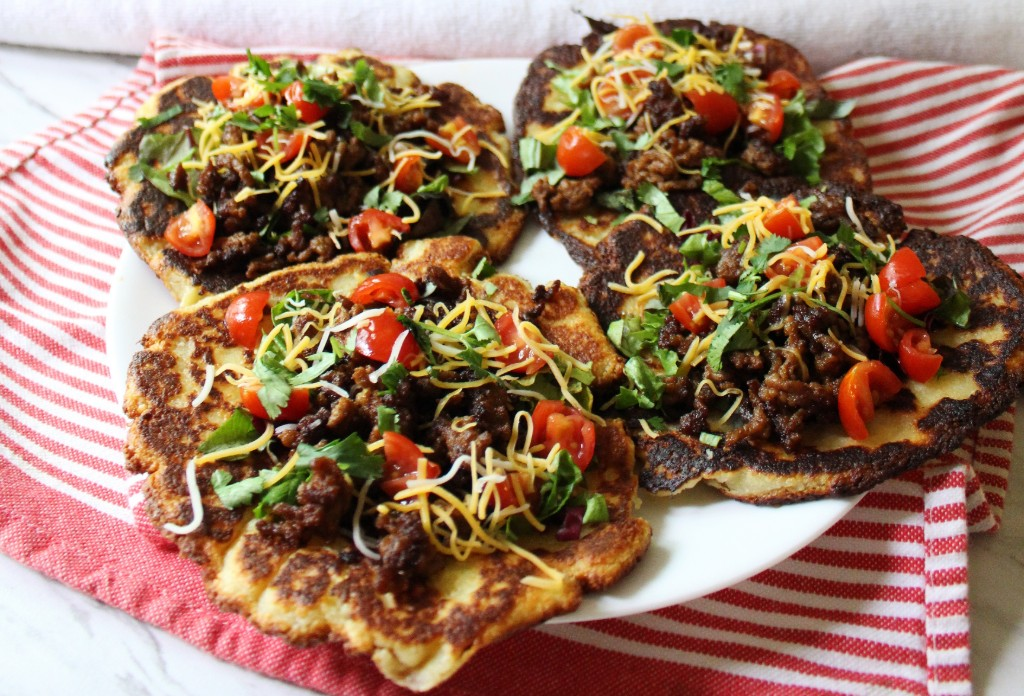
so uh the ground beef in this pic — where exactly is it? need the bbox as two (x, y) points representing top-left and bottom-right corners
(196, 154), (260, 235)
(739, 137), (789, 176)
(375, 511), (441, 595)
(641, 78), (684, 129)
(533, 175), (603, 213)
(256, 457), (353, 548)
(714, 245), (745, 285)
(622, 149), (682, 192)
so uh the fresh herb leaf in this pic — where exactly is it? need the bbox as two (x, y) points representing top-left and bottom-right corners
(713, 63), (748, 102)
(700, 156), (736, 180)
(294, 432), (384, 479)
(471, 257), (497, 280)
(702, 178), (742, 206)
(464, 313), (499, 347)
(128, 132), (196, 205)
(379, 362), (409, 393)
(707, 308), (758, 371)
(254, 474), (303, 517)
(537, 450), (583, 520)
(822, 222), (881, 274)
(746, 234), (793, 275)
(137, 104), (183, 130)
(581, 493), (609, 524)
(362, 184), (404, 213)
(609, 129), (653, 153)
(671, 28), (695, 46)
(778, 91), (826, 184)
(596, 188), (638, 212)
(607, 312), (664, 357)
(253, 353), (293, 420)
(678, 232), (723, 267)
(211, 469), (272, 509)
(353, 59), (383, 104)
(198, 409), (260, 456)
(932, 277), (971, 328)
(289, 352), (336, 386)
(807, 97), (856, 120)
(638, 182), (684, 233)
(350, 120), (391, 147)
(271, 289), (335, 324)
(622, 356), (664, 409)
(699, 431), (722, 447)
(415, 174), (448, 196)
(396, 316), (437, 364)
(377, 406), (399, 433)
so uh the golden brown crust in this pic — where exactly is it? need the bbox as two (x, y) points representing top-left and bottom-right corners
(107, 52), (526, 303)
(513, 19), (872, 266)
(123, 238), (647, 690)
(613, 229), (1024, 503)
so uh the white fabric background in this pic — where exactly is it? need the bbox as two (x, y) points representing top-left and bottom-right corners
(0, 0), (1019, 72)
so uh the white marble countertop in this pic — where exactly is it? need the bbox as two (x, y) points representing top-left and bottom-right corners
(0, 42), (1022, 695)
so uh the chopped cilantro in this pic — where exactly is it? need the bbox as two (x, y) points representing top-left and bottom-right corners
(137, 104), (183, 130)
(253, 351), (294, 419)
(671, 28), (696, 46)
(777, 91), (826, 184)
(350, 120), (391, 147)
(377, 406), (399, 433)
(362, 184), (404, 213)
(932, 277), (971, 328)
(295, 433), (384, 479)
(678, 233), (723, 267)
(713, 63), (748, 103)
(638, 182), (684, 233)
(707, 308), (759, 371)
(198, 409), (259, 458)
(379, 362), (410, 393)
(211, 469), (273, 509)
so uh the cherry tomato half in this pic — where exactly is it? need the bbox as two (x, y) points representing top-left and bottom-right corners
(864, 292), (914, 353)
(748, 93), (784, 143)
(493, 474), (530, 508)
(393, 154), (424, 194)
(225, 290), (270, 350)
(349, 273), (419, 308)
(613, 24), (653, 53)
(762, 197), (806, 240)
(765, 69), (802, 100)
(765, 237), (825, 280)
(165, 200), (216, 258)
(240, 385), (310, 422)
(879, 248), (940, 315)
(255, 130), (307, 163)
(348, 209), (410, 253)
(595, 68), (653, 119)
(556, 126), (608, 178)
(838, 360), (902, 440)
(427, 116), (481, 164)
(495, 313), (546, 374)
(898, 328), (943, 382)
(283, 81), (328, 124)
(530, 400), (596, 471)
(379, 431), (441, 497)
(210, 75), (266, 111)
(354, 308), (422, 368)
(668, 278), (726, 334)
(685, 89), (740, 136)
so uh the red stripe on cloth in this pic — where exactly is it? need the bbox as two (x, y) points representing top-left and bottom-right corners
(852, 70), (1019, 118)
(0, 310), (109, 364)
(928, 600), (970, 619)
(0, 354), (122, 428)
(707, 587), (926, 635)
(752, 569), (926, 604)
(790, 545), (925, 575)
(825, 519), (924, 544)
(825, 64), (954, 98)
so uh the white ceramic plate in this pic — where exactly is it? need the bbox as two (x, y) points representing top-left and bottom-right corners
(106, 58), (859, 624)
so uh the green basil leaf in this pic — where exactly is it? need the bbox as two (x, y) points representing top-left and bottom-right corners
(198, 409), (260, 456)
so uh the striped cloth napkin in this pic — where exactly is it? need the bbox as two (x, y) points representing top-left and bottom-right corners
(1, 36), (1021, 695)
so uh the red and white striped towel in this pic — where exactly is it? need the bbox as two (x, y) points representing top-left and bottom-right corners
(0, 37), (1021, 695)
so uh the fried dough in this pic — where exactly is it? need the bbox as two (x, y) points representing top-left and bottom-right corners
(107, 51), (525, 303)
(124, 237), (649, 690)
